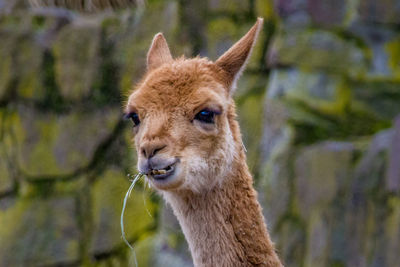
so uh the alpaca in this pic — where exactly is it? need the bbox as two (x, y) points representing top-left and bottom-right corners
(125, 18), (283, 267)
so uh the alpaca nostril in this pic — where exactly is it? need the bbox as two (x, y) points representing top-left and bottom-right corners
(151, 146), (165, 157)
(149, 145), (166, 158)
(142, 148), (147, 158)
(142, 144), (167, 159)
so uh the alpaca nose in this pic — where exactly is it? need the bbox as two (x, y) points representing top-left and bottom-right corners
(141, 142), (166, 159)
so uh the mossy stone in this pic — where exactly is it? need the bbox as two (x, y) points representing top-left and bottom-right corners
(255, 0), (276, 20)
(0, 147), (13, 194)
(0, 196), (79, 266)
(358, 0), (400, 25)
(385, 37), (400, 79)
(90, 168), (156, 255)
(236, 78), (267, 174)
(134, 235), (157, 266)
(53, 23), (101, 101)
(0, 28), (45, 101)
(268, 29), (368, 76)
(14, 33), (45, 100)
(295, 142), (355, 219)
(351, 79), (400, 120)
(208, 0), (250, 14)
(257, 99), (294, 230)
(11, 106), (121, 177)
(385, 197), (400, 266)
(267, 69), (350, 115)
(117, 0), (180, 96)
(0, 30), (14, 101)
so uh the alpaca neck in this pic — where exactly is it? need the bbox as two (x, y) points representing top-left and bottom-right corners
(163, 160), (282, 267)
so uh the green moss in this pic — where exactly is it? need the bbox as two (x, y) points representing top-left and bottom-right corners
(22, 118), (61, 176)
(0, 43), (13, 100)
(91, 28), (121, 107)
(134, 235), (157, 266)
(255, 0), (276, 20)
(14, 35), (45, 100)
(90, 169), (157, 255)
(31, 15), (46, 30)
(237, 92), (264, 175)
(0, 111), (14, 192)
(53, 24), (101, 101)
(207, 18), (238, 59)
(268, 69), (351, 116)
(0, 196), (79, 265)
(351, 79), (400, 120)
(385, 38), (400, 78)
(271, 29), (368, 76)
(291, 103), (391, 145)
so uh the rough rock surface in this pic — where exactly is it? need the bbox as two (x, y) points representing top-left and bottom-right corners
(0, 0), (399, 266)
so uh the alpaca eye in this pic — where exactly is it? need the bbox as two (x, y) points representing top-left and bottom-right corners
(124, 112), (140, 126)
(195, 109), (215, 124)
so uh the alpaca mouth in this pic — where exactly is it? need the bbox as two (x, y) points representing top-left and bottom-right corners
(149, 162), (176, 180)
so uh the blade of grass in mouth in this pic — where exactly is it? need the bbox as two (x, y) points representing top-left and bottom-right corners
(120, 172), (144, 266)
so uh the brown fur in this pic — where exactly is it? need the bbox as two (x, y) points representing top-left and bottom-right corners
(125, 18), (283, 267)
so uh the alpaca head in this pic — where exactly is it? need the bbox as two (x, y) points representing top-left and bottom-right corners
(125, 19), (263, 193)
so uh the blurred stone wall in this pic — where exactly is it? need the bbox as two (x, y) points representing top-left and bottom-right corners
(260, 1), (400, 266)
(0, 0), (399, 266)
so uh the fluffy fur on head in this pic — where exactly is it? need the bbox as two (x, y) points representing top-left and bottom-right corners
(127, 58), (237, 193)
(126, 18), (264, 194)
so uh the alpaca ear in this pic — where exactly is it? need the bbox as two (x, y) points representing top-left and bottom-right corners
(147, 33), (173, 71)
(216, 18), (263, 94)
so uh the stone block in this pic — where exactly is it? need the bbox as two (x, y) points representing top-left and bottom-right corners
(255, 0), (276, 19)
(306, 0), (347, 27)
(304, 211), (329, 266)
(354, 129), (392, 193)
(274, 218), (306, 266)
(236, 86), (267, 174)
(0, 196), (79, 266)
(351, 80), (400, 120)
(207, 18), (240, 60)
(345, 126), (400, 266)
(0, 28), (45, 101)
(274, 0), (354, 28)
(208, 0), (250, 14)
(267, 68), (349, 114)
(349, 24), (400, 78)
(385, 197), (400, 266)
(386, 116), (400, 193)
(0, 109), (17, 194)
(53, 22), (101, 101)
(8, 106), (121, 177)
(0, 147), (13, 194)
(268, 29), (368, 76)
(0, 30), (14, 101)
(385, 35), (400, 78)
(295, 142), (355, 219)
(116, 1), (180, 95)
(358, 0), (400, 25)
(258, 99), (294, 230)
(273, 0), (310, 27)
(259, 145), (292, 231)
(90, 168), (156, 255)
(135, 233), (193, 267)
(14, 33), (45, 101)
